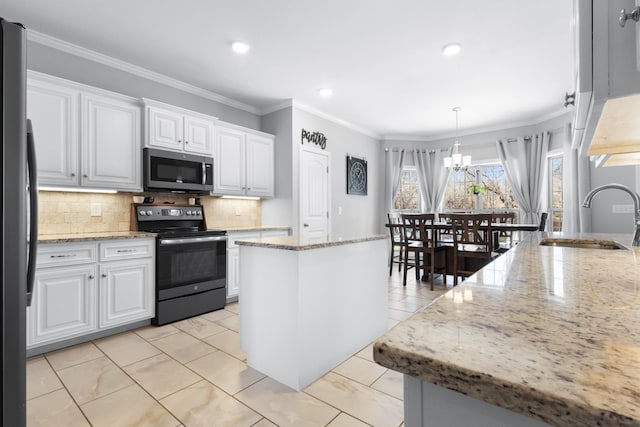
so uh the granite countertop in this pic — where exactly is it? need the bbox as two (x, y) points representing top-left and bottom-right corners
(38, 231), (156, 244)
(374, 231), (640, 427)
(236, 234), (386, 251)
(211, 225), (291, 233)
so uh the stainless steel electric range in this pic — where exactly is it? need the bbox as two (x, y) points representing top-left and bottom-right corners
(134, 205), (227, 326)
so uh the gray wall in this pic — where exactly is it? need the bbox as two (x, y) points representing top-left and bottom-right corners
(261, 105), (383, 237)
(261, 107), (293, 227)
(291, 108), (382, 238)
(27, 41), (261, 130)
(587, 163), (639, 233)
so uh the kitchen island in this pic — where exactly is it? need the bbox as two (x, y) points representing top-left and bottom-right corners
(375, 232), (640, 427)
(237, 234), (387, 391)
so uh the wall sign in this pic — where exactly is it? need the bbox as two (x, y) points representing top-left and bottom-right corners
(347, 155), (367, 196)
(301, 129), (327, 149)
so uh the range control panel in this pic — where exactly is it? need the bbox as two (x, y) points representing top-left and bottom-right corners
(136, 205), (203, 221)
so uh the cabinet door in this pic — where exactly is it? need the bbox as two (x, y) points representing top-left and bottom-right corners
(27, 78), (80, 186)
(214, 126), (246, 195)
(82, 93), (142, 190)
(246, 134), (275, 197)
(147, 106), (184, 151)
(227, 247), (240, 298)
(27, 265), (97, 348)
(184, 115), (214, 155)
(99, 258), (154, 329)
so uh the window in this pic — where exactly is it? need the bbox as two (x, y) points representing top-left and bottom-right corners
(393, 166), (420, 211)
(549, 156), (563, 231)
(444, 165), (518, 213)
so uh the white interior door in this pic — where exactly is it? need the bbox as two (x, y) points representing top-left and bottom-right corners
(300, 147), (330, 242)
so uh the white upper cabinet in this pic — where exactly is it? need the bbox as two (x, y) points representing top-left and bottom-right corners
(576, 0), (640, 156)
(27, 77), (80, 186)
(215, 126), (246, 196)
(82, 92), (141, 190)
(246, 133), (275, 198)
(144, 99), (216, 155)
(147, 107), (183, 151)
(214, 122), (275, 198)
(27, 71), (142, 191)
(184, 115), (215, 154)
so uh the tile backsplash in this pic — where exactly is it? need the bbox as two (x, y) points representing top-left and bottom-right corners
(38, 191), (262, 235)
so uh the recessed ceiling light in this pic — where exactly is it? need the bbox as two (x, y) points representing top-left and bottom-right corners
(318, 88), (333, 97)
(442, 43), (461, 56)
(231, 41), (250, 54)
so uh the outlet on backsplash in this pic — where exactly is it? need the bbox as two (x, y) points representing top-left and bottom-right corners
(235, 207), (241, 216)
(90, 203), (102, 217)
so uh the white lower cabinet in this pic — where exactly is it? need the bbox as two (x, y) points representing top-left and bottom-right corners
(226, 229), (289, 300)
(28, 264), (97, 347)
(28, 238), (155, 349)
(99, 258), (154, 329)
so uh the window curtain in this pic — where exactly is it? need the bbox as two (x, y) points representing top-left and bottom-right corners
(562, 123), (593, 232)
(384, 148), (405, 214)
(413, 149), (451, 212)
(496, 132), (549, 223)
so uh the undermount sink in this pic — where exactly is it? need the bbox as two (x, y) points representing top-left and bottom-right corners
(539, 238), (628, 250)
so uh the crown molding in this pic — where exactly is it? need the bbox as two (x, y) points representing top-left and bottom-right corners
(382, 108), (571, 142)
(262, 99), (380, 140)
(27, 30), (261, 115)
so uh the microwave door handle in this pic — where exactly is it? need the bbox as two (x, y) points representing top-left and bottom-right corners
(26, 119), (38, 307)
(202, 162), (206, 185)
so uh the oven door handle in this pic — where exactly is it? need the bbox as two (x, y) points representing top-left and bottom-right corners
(159, 235), (227, 245)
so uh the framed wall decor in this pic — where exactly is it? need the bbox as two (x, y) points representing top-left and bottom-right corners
(346, 155), (367, 195)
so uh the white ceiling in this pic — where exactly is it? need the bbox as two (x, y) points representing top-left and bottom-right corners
(3, 0), (575, 139)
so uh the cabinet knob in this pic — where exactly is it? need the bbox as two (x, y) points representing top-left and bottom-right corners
(178, 139), (182, 143)
(619, 7), (640, 27)
(101, 274), (107, 278)
(83, 174), (88, 178)
(88, 275), (94, 279)
(70, 173), (76, 177)
(185, 140), (189, 144)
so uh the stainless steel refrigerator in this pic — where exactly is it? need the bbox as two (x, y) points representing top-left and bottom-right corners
(1, 18), (38, 427)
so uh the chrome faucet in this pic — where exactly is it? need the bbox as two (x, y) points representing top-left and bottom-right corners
(582, 183), (640, 247)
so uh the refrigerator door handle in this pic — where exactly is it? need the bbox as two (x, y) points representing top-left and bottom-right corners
(26, 119), (38, 307)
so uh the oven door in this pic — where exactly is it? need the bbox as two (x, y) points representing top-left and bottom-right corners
(157, 235), (227, 300)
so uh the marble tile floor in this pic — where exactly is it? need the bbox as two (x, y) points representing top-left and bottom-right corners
(26, 271), (451, 427)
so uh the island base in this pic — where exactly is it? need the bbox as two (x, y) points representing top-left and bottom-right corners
(240, 239), (387, 391)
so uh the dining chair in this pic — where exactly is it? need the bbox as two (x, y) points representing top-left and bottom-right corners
(538, 212), (548, 231)
(492, 211), (516, 253)
(401, 213), (447, 290)
(387, 213), (408, 276)
(450, 213), (496, 286)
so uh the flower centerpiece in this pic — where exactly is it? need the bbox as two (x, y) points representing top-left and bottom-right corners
(468, 184), (488, 195)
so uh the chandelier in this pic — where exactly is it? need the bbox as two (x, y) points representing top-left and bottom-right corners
(443, 107), (471, 171)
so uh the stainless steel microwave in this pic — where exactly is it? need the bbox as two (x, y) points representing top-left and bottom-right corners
(143, 148), (213, 193)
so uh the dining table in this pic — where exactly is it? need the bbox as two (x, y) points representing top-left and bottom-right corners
(386, 220), (539, 284)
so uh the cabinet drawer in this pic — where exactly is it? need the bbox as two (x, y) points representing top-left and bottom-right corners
(37, 243), (97, 267)
(100, 239), (155, 261)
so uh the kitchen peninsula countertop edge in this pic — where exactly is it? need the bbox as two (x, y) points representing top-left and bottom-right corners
(374, 231), (640, 427)
(236, 234), (386, 251)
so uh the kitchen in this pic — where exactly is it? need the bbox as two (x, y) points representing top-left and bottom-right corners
(2, 0), (640, 426)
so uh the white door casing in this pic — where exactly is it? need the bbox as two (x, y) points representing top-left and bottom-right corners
(300, 147), (330, 242)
